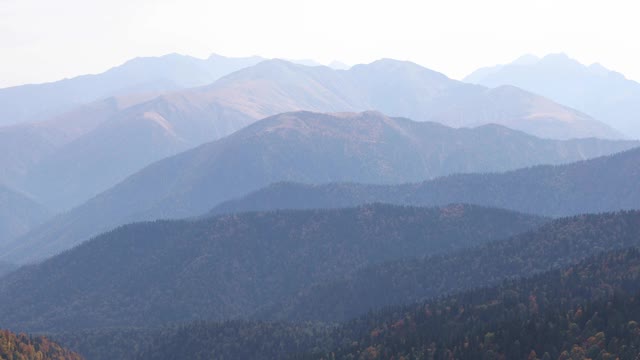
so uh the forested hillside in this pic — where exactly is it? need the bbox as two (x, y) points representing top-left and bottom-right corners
(212, 146), (640, 218)
(0, 329), (83, 360)
(56, 322), (333, 360)
(0, 261), (16, 278)
(55, 248), (640, 360)
(0, 204), (543, 332)
(303, 248), (640, 360)
(259, 210), (640, 322)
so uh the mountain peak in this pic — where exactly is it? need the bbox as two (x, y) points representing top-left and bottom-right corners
(588, 62), (612, 76)
(207, 53), (226, 60)
(329, 60), (350, 70)
(288, 59), (324, 67)
(353, 58), (451, 82)
(252, 110), (394, 135)
(511, 54), (540, 65)
(466, 52), (640, 137)
(539, 53), (583, 67)
(541, 52), (571, 60)
(256, 58), (301, 69)
(368, 58), (423, 68)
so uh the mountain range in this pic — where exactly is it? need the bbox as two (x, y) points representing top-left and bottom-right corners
(200, 58), (618, 140)
(4, 111), (637, 263)
(465, 53), (640, 138)
(0, 92), (162, 191)
(0, 53), (265, 126)
(0, 204), (544, 332)
(211, 144), (640, 218)
(1, 57), (624, 212)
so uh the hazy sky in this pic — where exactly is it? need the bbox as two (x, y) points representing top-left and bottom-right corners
(1, 0), (639, 87)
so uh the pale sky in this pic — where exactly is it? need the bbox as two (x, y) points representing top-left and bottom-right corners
(1, 0), (639, 87)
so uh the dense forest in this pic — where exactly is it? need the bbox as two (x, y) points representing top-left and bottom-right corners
(211, 146), (640, 218)
(0, 261), (16, 278)
(56, 322), (333, 360)
(6, 208), (640, 359)
(0, 329), (83, 360)
(260, 210), (640, 322)
(301, 248), (640, 360)
(0, 204), (544, 332)
(54, 248), (640, 360)
(6, 208), (640, 337)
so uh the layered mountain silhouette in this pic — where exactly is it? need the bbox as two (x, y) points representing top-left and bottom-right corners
(3, 50), (640, 360)
(465, 53), (640, 138)
(0, 204), (544, 332)
(0, 185), (51, 246)
(0, 53), (264, 126)
(4, 58), (622, 211)
(212, 145), (640, 218)
(5, 111), (637, 263)
(18, 93), (242, 211)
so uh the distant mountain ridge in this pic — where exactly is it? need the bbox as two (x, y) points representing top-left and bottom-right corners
(0, 92), (161, 191)
(465, 53), (640, 138)
(0, 53), (265, 126)
(211, 145), (640, 218)
(5, 111), (638, 264)
(3, 57), (622, 212)
(0, 54), (265, 210)
(200, 58), (618, 139)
